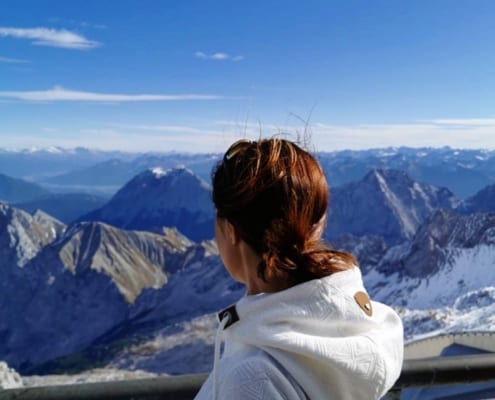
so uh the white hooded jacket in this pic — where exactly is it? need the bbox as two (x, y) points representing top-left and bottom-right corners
(195, 267), (404, 400)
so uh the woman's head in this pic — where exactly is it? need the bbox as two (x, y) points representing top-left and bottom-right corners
(212, 138), (355, 289)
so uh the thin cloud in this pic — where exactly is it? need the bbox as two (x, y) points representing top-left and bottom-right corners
(0, 56), (29, 64)
(0, 86), (226, 102)
(428, 118), (495, 127)
(0, 26), (100, 50)
(112, 123), (225, 135)
(195, 51), (244, 62)
(48, 18), (107, 30)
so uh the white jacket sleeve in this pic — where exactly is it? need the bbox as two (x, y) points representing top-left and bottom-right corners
(225, 355), (307, 400)
(195, 354), (307, 400)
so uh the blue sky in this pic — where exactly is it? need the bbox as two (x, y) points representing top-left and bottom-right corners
(1, 0), (494, 152)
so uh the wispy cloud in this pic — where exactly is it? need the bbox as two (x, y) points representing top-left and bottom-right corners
(195, 51), (244, 62)
(0, 26), (100, 49)
(428, 118), (495, 127)
(0, 56), (29, 64)
(48, 18), (107, 30)
(111, 123), (224, 135)
(0, 86), (226, 102)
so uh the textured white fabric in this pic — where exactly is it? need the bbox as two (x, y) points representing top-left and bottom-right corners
(195, 267), (404, 400)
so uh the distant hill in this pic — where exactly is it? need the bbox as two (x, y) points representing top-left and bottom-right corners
(0, 147), (135, 181)
(0, 173), (51, 203)
(458, 183), (495, 214)
(14, 193), (108, 224)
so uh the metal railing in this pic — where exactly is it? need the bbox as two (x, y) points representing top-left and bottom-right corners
(1, 354), (495, 400)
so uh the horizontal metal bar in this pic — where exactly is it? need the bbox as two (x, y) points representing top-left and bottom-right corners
(0, 374), (207, 400)
(1, 354), (495, 399)
(396, 353), (495, 388)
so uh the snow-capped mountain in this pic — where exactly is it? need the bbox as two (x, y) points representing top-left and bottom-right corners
(322, 206), (495, 343)
(373, 209), (495, 283)
(80, 167), (215, 241)
(352, 209), (495, 340)
(326, 169), (459, 244)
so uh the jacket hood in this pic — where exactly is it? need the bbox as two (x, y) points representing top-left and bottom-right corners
(222, 267), (404, 400)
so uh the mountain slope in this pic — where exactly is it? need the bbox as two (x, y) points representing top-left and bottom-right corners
(365, 209), (495, 309)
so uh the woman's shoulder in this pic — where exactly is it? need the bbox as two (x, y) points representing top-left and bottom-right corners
(222, 350), (306, 399)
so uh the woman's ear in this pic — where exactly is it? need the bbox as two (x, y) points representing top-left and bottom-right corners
(225, 220), (239, 245)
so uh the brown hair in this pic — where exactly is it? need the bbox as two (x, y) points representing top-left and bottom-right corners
(212, 138), (356, 288)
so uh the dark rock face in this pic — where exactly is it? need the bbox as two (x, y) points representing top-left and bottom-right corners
(332, 234), (388, 273)
(326, 169), (459, 245)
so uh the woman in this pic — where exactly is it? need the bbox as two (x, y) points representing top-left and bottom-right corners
(195, 138), (403, 400)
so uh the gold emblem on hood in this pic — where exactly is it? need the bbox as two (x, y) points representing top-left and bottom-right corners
(354, 291), (373, 317)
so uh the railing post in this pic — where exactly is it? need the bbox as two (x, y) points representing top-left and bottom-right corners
(382, 388), (401, 400)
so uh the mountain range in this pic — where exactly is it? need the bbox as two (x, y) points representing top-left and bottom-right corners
(0, 147), (494, 382)
(0, 201), (241, 373)
(1, 146), (495, 199)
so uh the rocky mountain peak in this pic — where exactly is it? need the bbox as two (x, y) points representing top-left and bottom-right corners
(0, 202), (62, 267)
(327, 169), (458, 244)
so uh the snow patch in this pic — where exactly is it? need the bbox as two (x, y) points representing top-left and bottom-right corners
(0, 361), (23, 389)
(150, 167), (166, 178)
